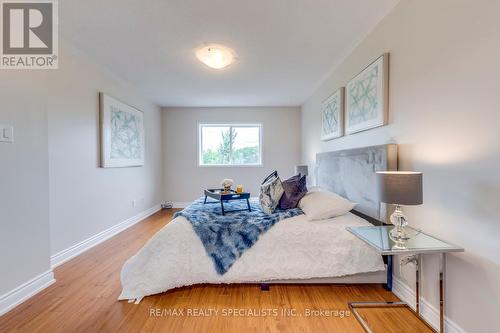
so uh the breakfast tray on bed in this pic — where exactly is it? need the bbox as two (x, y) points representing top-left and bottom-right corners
(203, 189), (251, 215)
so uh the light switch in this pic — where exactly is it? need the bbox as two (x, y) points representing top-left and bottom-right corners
(0, 124), (14, 143)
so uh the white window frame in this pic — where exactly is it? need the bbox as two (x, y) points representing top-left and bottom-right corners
(198, 123), (263, 167)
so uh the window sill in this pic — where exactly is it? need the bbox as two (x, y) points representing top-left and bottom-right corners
(198, 164), (264, 168)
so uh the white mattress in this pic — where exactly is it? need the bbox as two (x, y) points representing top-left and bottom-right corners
(119, 212), (385, 301)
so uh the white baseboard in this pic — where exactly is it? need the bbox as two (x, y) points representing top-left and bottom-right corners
(50, 204), (162, 268)
(392, 276), (466, 333)
(0, 204), (161, 317)
(172, 202), (190, 208)
(0, 270), (55, 316)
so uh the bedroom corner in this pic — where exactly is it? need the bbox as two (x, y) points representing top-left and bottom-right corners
(1, 1), (498, 332)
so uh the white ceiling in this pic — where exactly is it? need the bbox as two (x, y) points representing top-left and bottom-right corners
(61, 0), (399, 107)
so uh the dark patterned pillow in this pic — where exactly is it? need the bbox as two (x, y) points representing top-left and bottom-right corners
(279, 174), (308, 209)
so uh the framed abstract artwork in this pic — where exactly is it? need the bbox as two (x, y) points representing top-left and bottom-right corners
(99, 93), (145, 167)
(345, 53), (389, 134)
(321, 87), (344, 141)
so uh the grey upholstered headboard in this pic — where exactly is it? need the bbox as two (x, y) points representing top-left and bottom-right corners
(315, 144), (398, 222)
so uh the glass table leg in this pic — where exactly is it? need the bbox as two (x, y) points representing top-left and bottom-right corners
(416, 254), (422, 315)
(440, 253), (446, 333)
(349, 253), (440, 333)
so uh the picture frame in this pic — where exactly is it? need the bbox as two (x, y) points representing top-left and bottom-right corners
(321, 87), (344, 141)
(99, 92), (145, 168)
(345, 53), (389, 134)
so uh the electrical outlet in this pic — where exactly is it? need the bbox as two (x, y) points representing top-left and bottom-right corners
(132, 199), (137, 207)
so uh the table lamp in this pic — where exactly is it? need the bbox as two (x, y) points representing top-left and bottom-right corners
(295, 165), (308, 177)
(376, 171), (423, 242)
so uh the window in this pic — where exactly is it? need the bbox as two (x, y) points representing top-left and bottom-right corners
(199, 123), (262, 166)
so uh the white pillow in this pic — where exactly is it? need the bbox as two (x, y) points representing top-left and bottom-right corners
(307, 186), (324, 192)
(298, 190), (356, 221)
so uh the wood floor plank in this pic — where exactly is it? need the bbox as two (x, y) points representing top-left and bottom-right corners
(0, 209), (433, 333)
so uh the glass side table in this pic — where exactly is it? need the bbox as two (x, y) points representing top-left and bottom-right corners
(346, 226), (464, 333)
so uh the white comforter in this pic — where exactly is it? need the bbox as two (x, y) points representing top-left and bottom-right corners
(119, 212), (385, 300)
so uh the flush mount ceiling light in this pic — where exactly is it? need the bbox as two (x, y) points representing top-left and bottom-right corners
(195, 44), (237, 69)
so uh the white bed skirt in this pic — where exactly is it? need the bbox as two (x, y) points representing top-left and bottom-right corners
(264, 270), (386, 284)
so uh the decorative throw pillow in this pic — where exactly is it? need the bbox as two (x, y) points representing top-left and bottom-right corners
(308, 186), (324, 192)
(261, 170), (278, 185)
(259, 173), (284, 214)
(279, 174), (308, 209)
(298, 190), (356, 221)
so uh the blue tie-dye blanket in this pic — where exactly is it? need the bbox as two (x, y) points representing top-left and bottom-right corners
(174, 197), (303, 275)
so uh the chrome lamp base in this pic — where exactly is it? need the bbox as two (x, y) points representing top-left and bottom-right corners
(389, 204), (410, 249)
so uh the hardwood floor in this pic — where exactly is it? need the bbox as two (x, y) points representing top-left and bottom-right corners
(0, 209), (432, 333)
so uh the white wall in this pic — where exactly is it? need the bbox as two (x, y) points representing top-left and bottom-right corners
(162, 107), (301, 203)
(0, 41), (163, 305)
(0, 72), (51, 295)
(48, 44), (164, 255)
(301, 0), (500, 332)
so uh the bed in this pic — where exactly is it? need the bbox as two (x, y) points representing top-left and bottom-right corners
(119, 144), (398, 302)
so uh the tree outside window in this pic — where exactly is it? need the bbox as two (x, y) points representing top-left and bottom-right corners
(199, 124), (262, 166)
